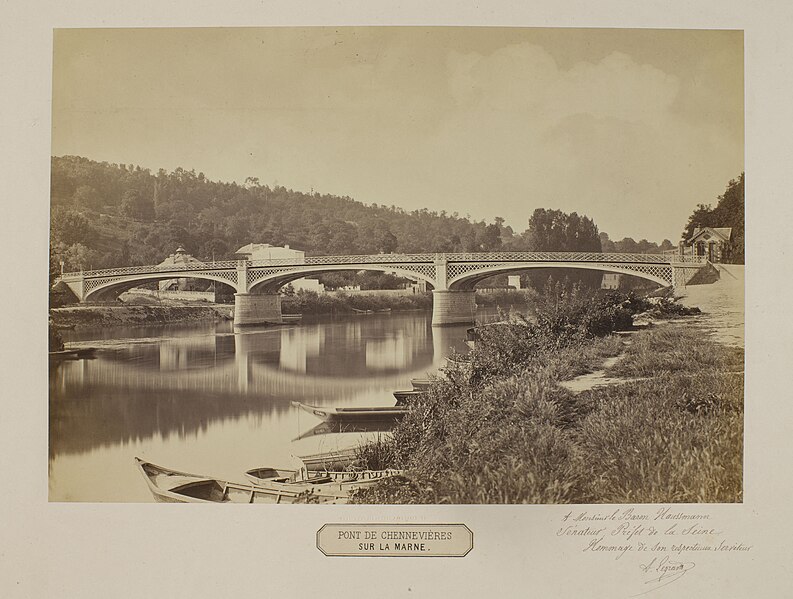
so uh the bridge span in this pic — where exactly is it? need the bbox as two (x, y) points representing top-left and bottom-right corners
(56, 252), (707, 325)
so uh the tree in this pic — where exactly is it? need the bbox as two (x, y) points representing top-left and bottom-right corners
(371, 221), (398, 254)
(56, 243), (100, 272)
(599, 232), (616, 253)
(525, 208), (602, 288)
(72, 185), (103, 211)
(121, 189), (155, 221)
(682, 204), (716, 241)
(476, 223), (503, 250)
(681, 173), (744, 263)
(50, 208), (92, 246)
(526, 209), (601, 252)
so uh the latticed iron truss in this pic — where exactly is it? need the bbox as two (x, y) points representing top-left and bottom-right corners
(60, 252), (707, 300)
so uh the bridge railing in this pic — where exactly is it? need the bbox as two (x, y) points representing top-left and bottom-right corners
(59, 252), (706, 279)
(441, 252), (706, 264)
(58, 260), (242, 280)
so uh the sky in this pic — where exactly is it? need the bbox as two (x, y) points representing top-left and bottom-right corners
(52, 27), (743, 243)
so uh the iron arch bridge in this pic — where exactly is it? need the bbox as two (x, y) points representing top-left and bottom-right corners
(56, 252), (707, 325)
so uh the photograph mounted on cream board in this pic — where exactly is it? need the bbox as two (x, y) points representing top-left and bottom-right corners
(2, 1), (791, 597)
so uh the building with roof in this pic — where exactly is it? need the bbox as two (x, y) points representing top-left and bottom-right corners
(235, 243), (323, 294)
(234, 243), (305, 262)
(681, 227), (733, 263)
(157, 246), (205, 291)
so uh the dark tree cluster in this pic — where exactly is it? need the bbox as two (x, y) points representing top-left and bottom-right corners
(681, 173), (744, 264)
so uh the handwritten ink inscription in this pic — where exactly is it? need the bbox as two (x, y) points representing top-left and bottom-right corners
(555, 507), (752, 596)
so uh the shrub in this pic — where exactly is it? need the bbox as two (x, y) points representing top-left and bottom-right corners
(352, 286), (741, 504)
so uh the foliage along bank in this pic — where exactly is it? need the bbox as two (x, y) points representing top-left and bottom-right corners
(352, 287), (742, 504)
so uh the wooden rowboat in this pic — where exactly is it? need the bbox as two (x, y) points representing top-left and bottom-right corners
(245, 466), (404, 492)
(281, 314), (303, 323)
(49, 348), (96, 361)
(292, 420), (400, 441)
(410, 378), (433, 390)
(291, 401), (408, 422)
(297, 447), (361, 471)
(393, 389), (425, 404)
(134, 458), (344, 504)
(351, 307), (373, 314)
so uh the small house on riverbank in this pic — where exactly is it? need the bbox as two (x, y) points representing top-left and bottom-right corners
(157, 246), (206, 291)
(680, 227), (733, 263)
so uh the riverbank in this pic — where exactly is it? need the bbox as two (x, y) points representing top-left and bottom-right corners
(48, 288), (542, 329)
(352, 287), (743, 504)
(281, 290), (432, 314)
(49, 304), (234, 330)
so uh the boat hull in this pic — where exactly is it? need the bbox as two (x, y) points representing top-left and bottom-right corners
(292, 401), (407, 422)
(135, 458), (345, 504)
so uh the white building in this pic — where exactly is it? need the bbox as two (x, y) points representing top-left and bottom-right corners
(157, 246), (205, 291)
(290, 278), (325, 293)
(601, 273), (621, 290)
(235, 243), (322, 294)
(234, 243), (305, 262)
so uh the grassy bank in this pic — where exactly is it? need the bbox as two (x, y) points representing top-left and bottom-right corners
(49, 304), (233, 330)
(352, 289), (743, 504)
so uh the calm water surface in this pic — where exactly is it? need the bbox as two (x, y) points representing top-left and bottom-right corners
(49, 311), (475, 502)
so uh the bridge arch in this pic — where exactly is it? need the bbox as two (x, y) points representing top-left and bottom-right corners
(447, 262), (671, 290)
(247, 264), (437, 294)
(83, 272), (239, 302)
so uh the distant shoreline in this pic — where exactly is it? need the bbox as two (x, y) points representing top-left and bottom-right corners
(49, 289), (542, 329)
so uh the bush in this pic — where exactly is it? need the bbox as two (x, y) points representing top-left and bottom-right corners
(351, 285), (742, 505)
(280, 290), (432, 314)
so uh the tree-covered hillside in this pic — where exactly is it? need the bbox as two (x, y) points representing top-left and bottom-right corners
(49, 156), (674, 277)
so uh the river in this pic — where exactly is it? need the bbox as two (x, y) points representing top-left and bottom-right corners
(49, 311), (476, 502)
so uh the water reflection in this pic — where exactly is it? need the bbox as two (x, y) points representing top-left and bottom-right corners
(49, 312), (473, 501)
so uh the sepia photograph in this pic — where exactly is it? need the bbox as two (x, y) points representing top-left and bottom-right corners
(8, 0), (793, 595)
(48, 26), (745, 506)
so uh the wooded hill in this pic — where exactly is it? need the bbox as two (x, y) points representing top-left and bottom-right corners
(50, 155), (682, 276)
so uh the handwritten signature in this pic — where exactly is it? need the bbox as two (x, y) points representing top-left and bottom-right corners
(632, 556), (695, 596)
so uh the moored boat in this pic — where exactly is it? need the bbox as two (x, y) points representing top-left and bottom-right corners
(245, 466), (404, 491)
(410, 378), (433, 390)
(134, 458), (344, 504)
(297, 447), (361, 471)
(281, 314), (303, 323)
(351, 307), (373, 314)
(292, 419), (400, 441)
(49, 348), (96, 361)
(393, 389), (425, 404)
(291, 401), (408, 422)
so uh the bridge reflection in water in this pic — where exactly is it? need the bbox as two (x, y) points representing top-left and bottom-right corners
(48, 312), (471, 502)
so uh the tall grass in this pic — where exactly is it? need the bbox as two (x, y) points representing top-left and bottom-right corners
(351, 290), (743, 504)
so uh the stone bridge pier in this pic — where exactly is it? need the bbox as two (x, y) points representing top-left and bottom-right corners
(431, 290), (476, 326)
(233, 293), (283, 326)
(232, 260), (283, 326)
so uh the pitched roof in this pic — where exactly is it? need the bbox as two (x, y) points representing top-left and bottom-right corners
(235, 243), (273, 254)
(157, 247), (204, 267)
(688, 227), (732, 243)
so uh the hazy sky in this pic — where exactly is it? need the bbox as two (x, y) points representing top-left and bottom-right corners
(52, 27), (743, 242)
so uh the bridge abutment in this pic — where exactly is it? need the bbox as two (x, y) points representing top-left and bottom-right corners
(431, 290), (476, 326)
(233, 293), (283, 326)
